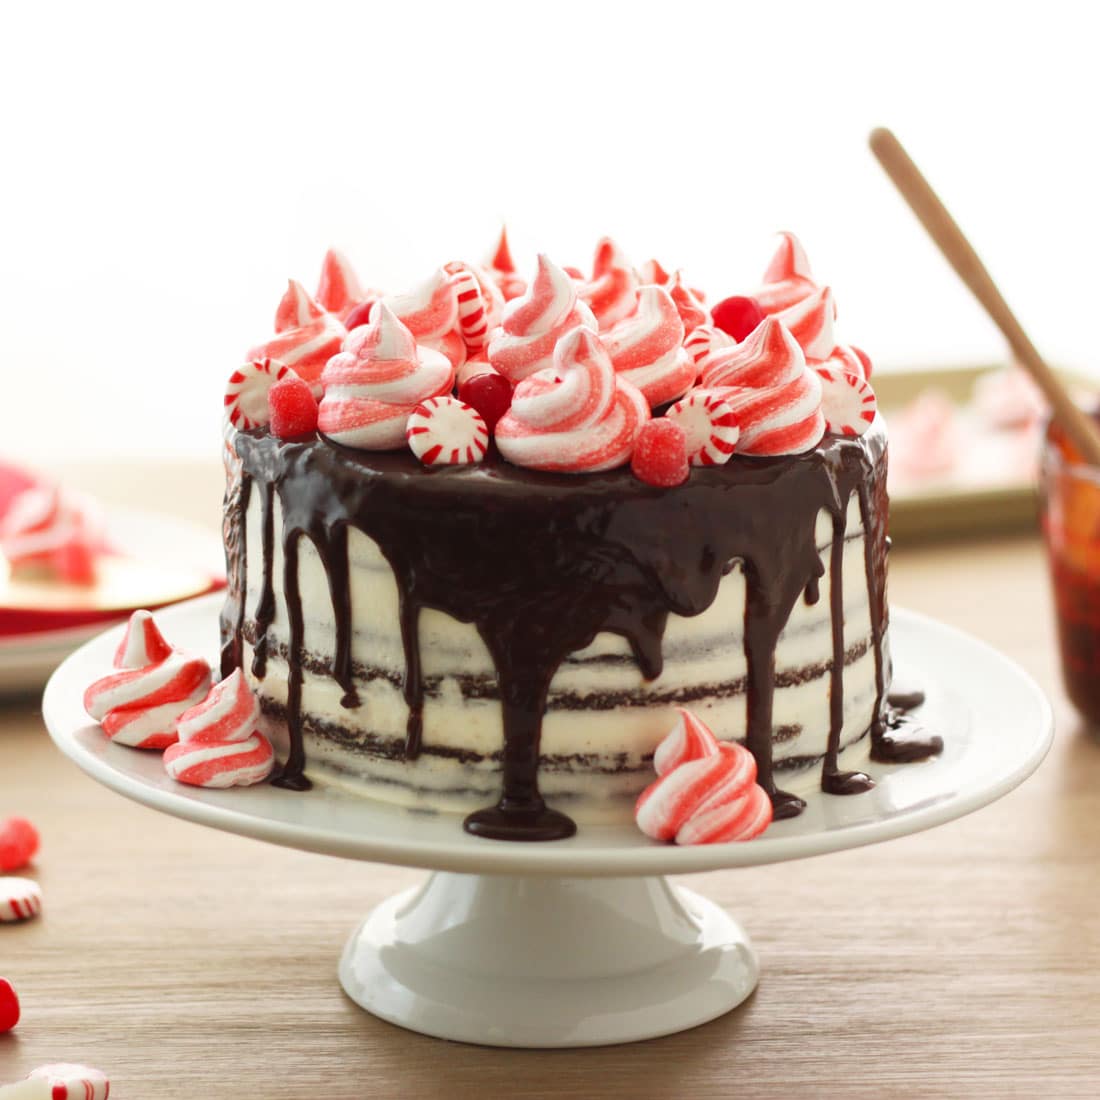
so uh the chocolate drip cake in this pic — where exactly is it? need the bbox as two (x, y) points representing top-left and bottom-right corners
(218, 231), (941, 842)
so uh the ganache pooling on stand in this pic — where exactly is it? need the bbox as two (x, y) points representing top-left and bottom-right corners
(218, 231), (943, 843)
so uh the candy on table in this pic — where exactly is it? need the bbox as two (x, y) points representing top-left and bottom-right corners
(485, 227), (527, 302)
(602, 285), (695, 408)
(164, 669), (274, 789)
(0, 817), (40, 872)
(0, 877), (42, 923)
(488, 253), (598, 384)
(0, 486), (105, 587)
(635, 709), (773, 845)
(890, 389), (962, 480)
(318, 303), (454, 451)
(699, 316), (826, 457)
(223, 358), (294, 432)
(83, 610), (212, 750)
(0, 977), (19, 1033)
(665, 390), (740, 466)
(577, 237), (640, 330)
(972, 364), (1047, 429)
(267, 374), (319, 440)
(815, 366), (877, 437)
(630, 419), (689, 488)
(406, 397), (489, 467)
(246, 280), (346, 397)
(495, 326), (649, 474)
(27, 1065), (109, 1100)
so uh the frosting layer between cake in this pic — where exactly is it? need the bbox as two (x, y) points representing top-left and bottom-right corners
(220, 418), (911, 839)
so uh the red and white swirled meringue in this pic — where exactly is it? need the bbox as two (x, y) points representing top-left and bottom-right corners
(772, 285), (837, 362)
(683, 323), (735, 368)
(163, 668), (274, 788)
(667, 271), (709, 337)
(487, 254), (598, 384)
(699, 317), (826, 456)
(486, 227), (526, 301)
(384, 269), (465, 369)
(635, 709), (772, 845)
(83, 610), (212, 749)
(0, 486), (105, 585)
(755, 231), (818, 314)
(602, 286), (695, 407)
(578, 238), (640, 330)
(315, 248), (370, 321)
(444, 260), (505, 352)
(495, 326), (649, 473)
(247, 281), (346, 397)
(319, 303), (454, 450)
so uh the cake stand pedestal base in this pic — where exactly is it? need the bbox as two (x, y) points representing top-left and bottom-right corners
(338, 871), (758, 1048)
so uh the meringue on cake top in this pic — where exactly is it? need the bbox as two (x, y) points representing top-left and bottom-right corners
(219, 231), (941, 842)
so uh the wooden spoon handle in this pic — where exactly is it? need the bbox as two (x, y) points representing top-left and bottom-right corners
(869, 126), (1100, 467)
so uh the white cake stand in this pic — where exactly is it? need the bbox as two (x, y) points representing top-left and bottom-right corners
(42, 596), (1052, 1048)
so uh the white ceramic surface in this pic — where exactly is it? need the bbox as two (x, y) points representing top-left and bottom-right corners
(0, 508), (222, 696)
(41, 596), (1052, 1046)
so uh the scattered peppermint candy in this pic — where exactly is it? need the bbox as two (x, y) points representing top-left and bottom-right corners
(0, 877), (42, 922)
(666, 391), (740, 466)
(0, 817), (39, 872)
(816, 367), (877, 437)
(683, 323), (734, 367)
(223, 358), (292, 431)
(27, 1064), (110, 1100)
(406, 396), (489, 466)
(0, 977), (19, 1033)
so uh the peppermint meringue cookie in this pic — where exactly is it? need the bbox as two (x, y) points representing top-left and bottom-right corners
(488, 254), (598, 384)
(602, 285), (695, 407)
(83, 610), (212, 749)
(700, 316), (826, 456)
(384, 269), (466, 369)
(0, 486), (105, 586)
(495, 325), (649, 473)
(248, 280), (346, 397)
(318, 302), (454, 450)
(755, 230), (819, 314)
(578, 237), (640, 330)
(486, 227), (526, 301)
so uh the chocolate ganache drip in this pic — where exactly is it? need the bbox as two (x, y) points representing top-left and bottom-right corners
(218, 418), (937, 841)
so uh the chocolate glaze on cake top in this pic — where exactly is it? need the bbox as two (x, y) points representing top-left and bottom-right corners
(220, 417), (941, 841)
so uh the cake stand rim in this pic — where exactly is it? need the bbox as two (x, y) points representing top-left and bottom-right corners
(41, 595), (1054, 878)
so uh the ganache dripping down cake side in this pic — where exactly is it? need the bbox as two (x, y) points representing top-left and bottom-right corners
(218, 230), (942, 842)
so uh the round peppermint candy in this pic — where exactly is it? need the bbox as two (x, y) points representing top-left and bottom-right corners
(406, 396), (489, 466)
(666, 390), (740, 466)
(0, 877), (42, 923)
(816, 367), (877, 437)
(223, 358), (292, 431)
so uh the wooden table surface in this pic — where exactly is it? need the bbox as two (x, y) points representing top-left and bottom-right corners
(2, 467), (1099, 1098)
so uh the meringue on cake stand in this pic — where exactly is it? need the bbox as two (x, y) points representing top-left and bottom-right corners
(42, 594), (1051, 1048)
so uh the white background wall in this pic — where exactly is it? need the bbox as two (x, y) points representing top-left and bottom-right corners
(2, 0), (1098, 463)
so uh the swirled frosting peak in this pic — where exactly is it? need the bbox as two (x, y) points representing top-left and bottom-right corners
(318, 302), (454, 450)
(487, 254), (597, 384)
(699, 316), (825, 456)
(756, 230), (818, 314)
(578, 238), (640, 330)
(315, 248), (367, 320)
(603, 286), (695, 407)
(495, 325), (649, 473)
(247, 281), (346, 396)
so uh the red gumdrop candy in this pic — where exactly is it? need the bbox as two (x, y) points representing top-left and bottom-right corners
(0, 817), (39, 872)
(711, 296), (765, 342)
(268, 375), (319, 439)
(458, 372), (513, 432)
(631, 419), (689, 487)
(343, 300), (376, 331)
(850, 345), (873, 379)
(0, 978), (18, 1033)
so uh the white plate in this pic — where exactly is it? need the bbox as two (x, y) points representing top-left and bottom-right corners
(40, 595), (1054, 1047)
(42, 593), (1053, 878)
(0, 508), (222, 696)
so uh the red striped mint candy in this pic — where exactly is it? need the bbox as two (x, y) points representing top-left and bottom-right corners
(0, 877), (42, 923)
(223, 358), (292, 432)
(815, 367), (877, 437)
(444, 261), (504, 352)
(683, 323), (734, 369)
(27, 1064), (110, 1100)
(665, 390), (740, 466)
(406, 396), (489, 466)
